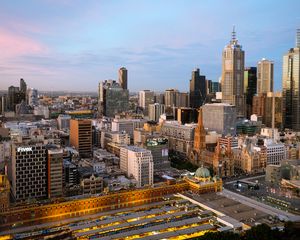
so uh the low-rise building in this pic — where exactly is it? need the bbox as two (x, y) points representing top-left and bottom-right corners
(81, 174), (103, 195)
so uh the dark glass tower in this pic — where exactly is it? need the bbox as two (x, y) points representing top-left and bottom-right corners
(244, 67), (257, 118)
(189, 68), (206, 108)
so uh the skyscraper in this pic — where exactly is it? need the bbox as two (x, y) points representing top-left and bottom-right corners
(282, 29), (300, 130)
(244, 67), (257, 117)
(98, 80), (129, 117)
(139, 90), (154, 116)
(118, 67), (128, 90)
(26, 88), (38, 107)
(148, 103), (165, 122)
(70, 119), (92, 157)
(189, 68), (206, 108)
(20, 78), (27, 95)
(12, 144), (47, 201)
(221, 27), (245, 117)
(257, 58), (274, 95)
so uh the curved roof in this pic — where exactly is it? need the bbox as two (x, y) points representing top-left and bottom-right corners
(195, 167), (211, 178)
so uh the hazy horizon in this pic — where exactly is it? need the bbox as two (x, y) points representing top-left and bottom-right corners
(0, 0), (299, 92)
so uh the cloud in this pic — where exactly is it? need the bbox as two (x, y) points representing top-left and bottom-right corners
(0, 28), (48, 59)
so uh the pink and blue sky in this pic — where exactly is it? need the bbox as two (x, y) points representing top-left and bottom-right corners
(0, 0), (299, 92)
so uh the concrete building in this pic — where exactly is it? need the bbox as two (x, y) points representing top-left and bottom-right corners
(189, 68), (206, 108)
(70, 119), (92, 157)
(221, 27), (245, 117)
(26, 88), (38, 107)
(63, 159), (79, 189)
(57, 114), (71, 130)
(148, 103), (165, 122)
(161, 122), (196, 156)
(139, 90), (154, 116)
(264, 139), (286, 165)
(11, 144), (47, 201)
(34, 105), (49, 118)
(121, 146), (153, 187)
(111, 118), (146, 139)
(202, 103), (236, 136)
(164, 89), (178, 107)
(81, 174), (103, 195)
(101, 130), (130, 149)
(47, 148), (63, 198)
(98, 80), (129, 117)
(177, 107), (198, 125)
(257, 58), (274, 95)
(134, 129), (170, 170)
(118, 67), (128, 90)
(282, 29), (300, 130)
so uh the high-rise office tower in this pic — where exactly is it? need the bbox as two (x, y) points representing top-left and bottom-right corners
(221, 27), (245, 117)
(70, 119), (92, 157)
(244, 67), (257, 117)
(164, 89), (178, 107)
(282, 29), (300, 130)
(47, 148), (63, 198)
(257, 59), (274, 95)
(20, 78), (27, 94)
(7, 86), (20, 111)
(26, 88), (38, 106)
(148, 103), (165, 122)
(11, 144), (47, 201)
(139, 90), (154, 116)
(118, 67), (128, 90)
(98, 80), (129, 117)
(211, 82), (221, 93)
(189, 68), (206, 108)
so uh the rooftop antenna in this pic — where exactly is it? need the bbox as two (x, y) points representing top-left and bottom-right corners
(232, 25), (236, 42)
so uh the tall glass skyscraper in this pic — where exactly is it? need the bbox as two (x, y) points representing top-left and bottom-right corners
(282, 29), (300, 130)
(221, 27), (245, 118)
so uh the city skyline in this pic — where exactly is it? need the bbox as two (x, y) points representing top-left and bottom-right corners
(0, 0), (300, 92)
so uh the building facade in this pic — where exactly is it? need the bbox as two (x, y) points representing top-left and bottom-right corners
(118, 67), (128, 90)
(202, 103), (236, 136)
(282, 29), (300, 130)
(139, 90), (154, 116)
(98, 80), (129, 117)
(257, 58), (274, 95)
(244, 67), (257, 118)
(70, 119), (92, 157)
(221, 28), (245, 117)
(148, 103), (165, 122)
(47, 148), (63, 198)
(11, 144), (47, 201)
(189, 68), (206, 108)
(121, 146), (154, 187)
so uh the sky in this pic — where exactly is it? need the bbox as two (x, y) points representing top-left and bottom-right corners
(0, 0), (299, 92)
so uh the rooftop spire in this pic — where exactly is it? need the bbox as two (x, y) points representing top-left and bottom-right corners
(232, 25), (236, 41)
(296, 28), (300, 48)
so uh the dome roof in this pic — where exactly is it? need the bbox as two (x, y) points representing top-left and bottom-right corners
(195, 167), (211, 178)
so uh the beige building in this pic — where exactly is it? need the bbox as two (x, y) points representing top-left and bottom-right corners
(118, 67), (128, 90)
(139, 90), (154, 116)
(257, 58), (274, 95)
(120, 146), (153, 187)
(221, 27), (245, 117)
(81, 174), (103, 195)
